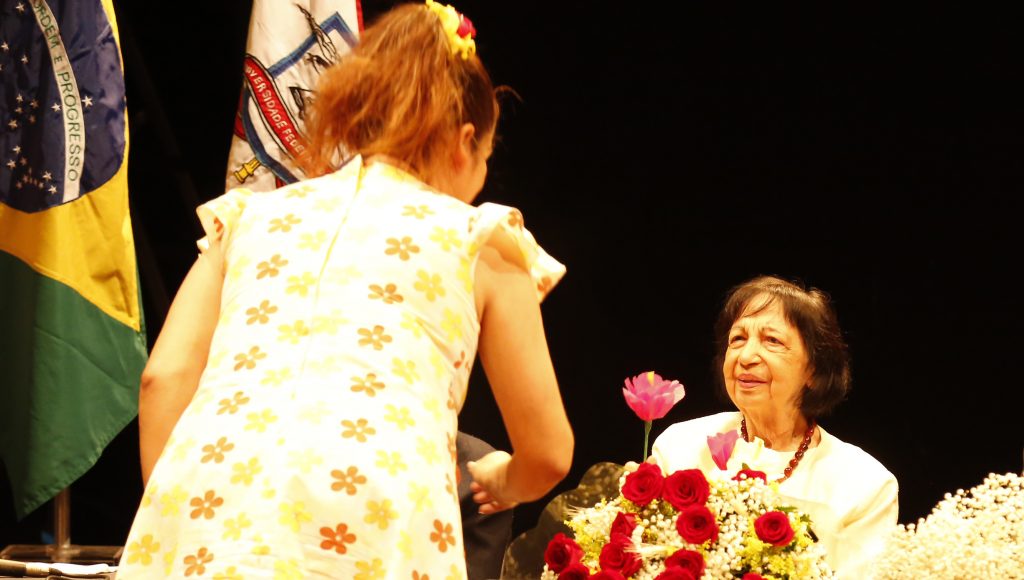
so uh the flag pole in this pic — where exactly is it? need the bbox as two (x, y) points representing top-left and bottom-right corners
(0, 488), (123, 565)
(52, 488), (71, 562)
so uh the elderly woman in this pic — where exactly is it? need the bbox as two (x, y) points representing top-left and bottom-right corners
(651, 276), (898, 579)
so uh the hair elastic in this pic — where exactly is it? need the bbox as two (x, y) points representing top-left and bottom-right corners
(425, 0), (476, 60)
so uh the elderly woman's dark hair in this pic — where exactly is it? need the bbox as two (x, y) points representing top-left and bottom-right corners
(713, 276), (851, 419)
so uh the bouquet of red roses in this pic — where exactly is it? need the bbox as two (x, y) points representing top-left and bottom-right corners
(540, 463), (833, 579)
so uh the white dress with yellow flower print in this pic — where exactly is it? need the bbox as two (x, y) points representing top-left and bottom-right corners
(118, 157), (565, 579)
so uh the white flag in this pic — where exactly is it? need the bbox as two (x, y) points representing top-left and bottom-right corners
(225, 0), (361, 192)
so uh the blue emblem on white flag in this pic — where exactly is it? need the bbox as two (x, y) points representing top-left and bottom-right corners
(1, 0), (126, 213)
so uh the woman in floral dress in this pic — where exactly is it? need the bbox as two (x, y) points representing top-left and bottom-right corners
(118, 3), (574, 577)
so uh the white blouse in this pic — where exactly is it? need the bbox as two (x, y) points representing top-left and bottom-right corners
(651, 412), (898, 579)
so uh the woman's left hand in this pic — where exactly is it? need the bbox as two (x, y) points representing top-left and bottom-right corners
(467, 450), (520, 514)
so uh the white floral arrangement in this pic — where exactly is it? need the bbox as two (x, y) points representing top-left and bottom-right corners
(538, 464), (834, 580)
(872, 472), (1024, 579)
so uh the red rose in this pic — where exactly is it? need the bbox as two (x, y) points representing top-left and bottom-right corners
(598, 534), (642, 577)
(557, 562), (591, 580)
(661, 469), (711, 510)
(742, 574), (765, 580)
(754, 511), (795, 547)
(664, 549), (705, 577)
(545, 533), (585, 573)
(655, 568), (696, 580)
(676, 505), (718, 544)
(732, 469), (768, 483)
(621, 462), (664, 506)
(610, 511), (639, 540)
(589, 571), (626, 580)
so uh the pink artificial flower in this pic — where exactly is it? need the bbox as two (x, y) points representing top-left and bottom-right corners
(706, 430), (740, 471)
(622, 372), (685, 422)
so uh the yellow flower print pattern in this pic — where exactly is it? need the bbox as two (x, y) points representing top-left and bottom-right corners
(402, 204), (434, 219)
(256, 254), (288, 279)
(278, 501), (312, 532)
(383, 404), (415, 431)
(230, 458), (263, 486)
(273, 559), (303, 580)
(398, 531), (413, 560)
(413, 270), (445, 301)
(341, 418), (376, 442)
(213, 566), (243, 580)
(441, 308), (463, 342)
(375, 450), (408, 476)
(312, 310), (348, 335)
(287, 449), (323, 474)
(384, 236), (420, 260)
(201, 437), (234, 464)
(364, 500), (398, 530)
(245, 299), (278, 325)
(400, 312), (424, 338)
(408, 482), (433, 513)
(429, 226), (463, 251)
(158, 485), (188, 517)
(392, 358), (420, 384)
(277, 320), (311, 344)
(298, 230), (328, 251)
(233, 346), (267, 371)
(457, 256), (473, 292)
(416, 436), (442, 465)
(261, 367), (293, 386)
(170, 437), (196, 462)
(217, 392), (250, 415)
(222, 513), (252, 541)
(244, 409), (278, 433)
(125, 534), (160, 566)
(354, 557), (386, 580)
(225, 255), (252, 284)
(268, 214), (301, 233)
(298, 404), (330, 424)
(357, 325), (393, 350)
(285, 272), (316, 297)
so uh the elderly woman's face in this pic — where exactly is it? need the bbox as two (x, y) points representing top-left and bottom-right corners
(723, 297), (812, 418)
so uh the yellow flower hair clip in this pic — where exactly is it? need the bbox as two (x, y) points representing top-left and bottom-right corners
(425, 0), (477, 60)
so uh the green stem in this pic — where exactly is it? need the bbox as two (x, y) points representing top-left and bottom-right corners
(643, 420), (652, 462)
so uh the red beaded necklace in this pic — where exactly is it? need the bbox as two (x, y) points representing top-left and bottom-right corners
(740, 417), (817, 483)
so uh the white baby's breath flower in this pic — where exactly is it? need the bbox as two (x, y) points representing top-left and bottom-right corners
(873, 472), (1024, 580)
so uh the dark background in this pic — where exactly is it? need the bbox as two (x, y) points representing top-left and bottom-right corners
(3, 0), (1022, 549)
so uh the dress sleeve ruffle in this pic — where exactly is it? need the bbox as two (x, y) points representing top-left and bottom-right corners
(472, 202), (566, 302)
(195, 187), (253, 254)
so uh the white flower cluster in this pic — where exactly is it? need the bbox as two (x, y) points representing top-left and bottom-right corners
(873, 472), (1024, 579)
(541, 472), (833, 579)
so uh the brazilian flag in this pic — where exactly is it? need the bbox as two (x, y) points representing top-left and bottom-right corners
(0, 0), (146, 519)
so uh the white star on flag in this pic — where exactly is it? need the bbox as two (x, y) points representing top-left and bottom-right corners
(51, 103), (61, 112)
(7, 120), (17, 129)
(20, 54), (28, 64)
(13, 146), (21, 154)
(48, 185), (57, 194)
(1, 41), (9, 51)
(30, 99), (38, 109)
(15, 94), (23, 103)
(15, 2), (25, 13)
(5, 160), (15, 169)
(42, 171), (52, 181)
(82, 96), (94, 108)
